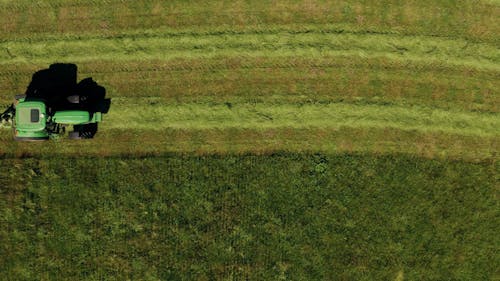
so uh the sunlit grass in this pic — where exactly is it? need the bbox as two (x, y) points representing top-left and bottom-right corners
(101, 99), (500, 137)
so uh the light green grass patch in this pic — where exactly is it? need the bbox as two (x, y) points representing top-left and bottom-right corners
(104, 98), (500, 137)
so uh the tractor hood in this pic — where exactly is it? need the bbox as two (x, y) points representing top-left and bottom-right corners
(51, 111), (102, 124)
(52, 110), (91, 124)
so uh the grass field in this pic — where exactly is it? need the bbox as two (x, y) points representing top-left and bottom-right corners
(1, 155), (498, 280)
(0, 0), (499, 280)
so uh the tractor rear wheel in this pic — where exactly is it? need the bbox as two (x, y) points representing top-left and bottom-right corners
(70, 123), (97, 139)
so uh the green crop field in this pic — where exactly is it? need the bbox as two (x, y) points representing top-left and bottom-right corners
(0, 0), (499, 280)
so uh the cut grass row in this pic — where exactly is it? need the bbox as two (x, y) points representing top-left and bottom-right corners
(0, 154), (497, 279)
(0, 127), (497, 161)
(0, 0), (498, 42)
(2, 97), (498, 140)
(99, 99), (500, 137)
(1, 29), (498, 70)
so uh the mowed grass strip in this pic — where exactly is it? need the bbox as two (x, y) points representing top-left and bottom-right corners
(1, 56), (498, 112)
(10, 99), (495, 134)
(98, 99), (500, 137)
(0, 127), (498, 161)
(0, 0), (498, 42)
(1, 30), (498, 71)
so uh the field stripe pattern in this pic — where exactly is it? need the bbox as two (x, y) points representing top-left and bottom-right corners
(0, 0), (498, 160)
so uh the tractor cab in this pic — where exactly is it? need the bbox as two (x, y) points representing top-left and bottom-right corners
(14, 99), (49, 140)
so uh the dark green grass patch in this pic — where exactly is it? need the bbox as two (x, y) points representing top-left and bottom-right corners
(0, 154), (498, 280)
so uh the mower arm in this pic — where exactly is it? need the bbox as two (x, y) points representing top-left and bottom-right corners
(0, 104), (15, 123)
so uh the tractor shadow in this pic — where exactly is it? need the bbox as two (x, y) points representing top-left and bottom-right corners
(23, 63), (111, 139)
(25, 63), (111, 114)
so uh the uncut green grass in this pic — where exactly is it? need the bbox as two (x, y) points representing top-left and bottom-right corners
(0, 155), (498, 280)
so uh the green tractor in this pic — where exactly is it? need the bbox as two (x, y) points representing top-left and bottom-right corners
(0, 63), (110, 141)
(4, 95), (102, 140)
